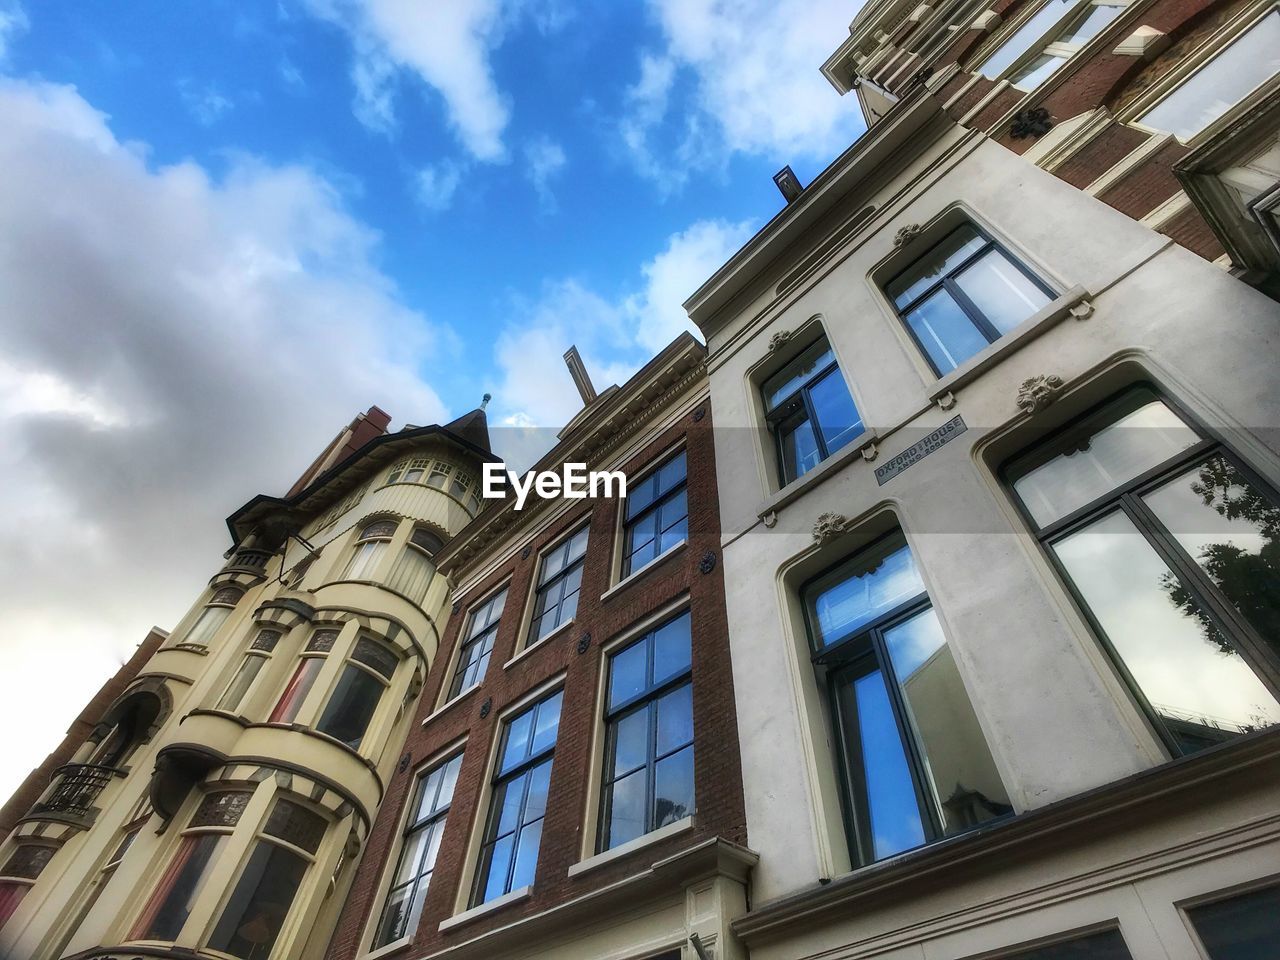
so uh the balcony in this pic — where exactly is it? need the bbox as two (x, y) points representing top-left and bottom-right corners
(223, 547), (273, 575)
(28, 763), (121, 826)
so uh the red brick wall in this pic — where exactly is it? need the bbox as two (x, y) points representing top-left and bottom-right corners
(1051, 123), (1149, 188)
(326, 400), (745, 960)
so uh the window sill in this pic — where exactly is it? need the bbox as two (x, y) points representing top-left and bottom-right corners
(503, 618), (576, 670)
(362, 935), (412, 960)
(757, 429), (881, 521)
(567, 816), (695, 878)
(600, 541), (688, 603)
(438, 885), (532, 932)
(926, 283), (1091, 405)
(422, 683), (479, 727)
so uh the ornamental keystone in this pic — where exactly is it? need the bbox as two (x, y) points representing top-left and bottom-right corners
(813, 512), (851, 544)
(1016, 374), (1066, 414)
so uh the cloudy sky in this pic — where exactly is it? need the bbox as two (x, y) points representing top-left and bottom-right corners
(0, 0), (867, 801)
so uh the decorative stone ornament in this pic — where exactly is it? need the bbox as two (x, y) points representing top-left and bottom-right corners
(479, 697), (492, 719)
(1069, 299), (1095, 321)
(397, 752), (411, 773)
(860, 441), (879, 462)
(971, 9), (1002, 31)
(893, 223), (923, 247)
(768, 329), (793, 352)
(1113, 25), (1170, 60)
(577, 633), (591, 655)
(521, 544), (532, 560)
(813, 512), (851, 544)
(1016, 374), (1066, 414)
(1011, 107), (1054, 139)
(936, 391), (957, 410)
(692, 406), (707, 422)
(699, 551), (717, 574)
(761, 510), (778, 528)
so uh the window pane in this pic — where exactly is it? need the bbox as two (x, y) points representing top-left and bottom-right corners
(509, 819), (542, 890)
(1010, 52), (1066, 91)
(134, 833), (227, 941)
(529, 692), (563, 756)
(653, 746), (695, 826)
(887, 224), (985, 306)
(208, 840), (308, 959)
(1012, 394), (1200, 527)
(903, 288), (991, 374)
(501, 710), (534, 773)
(763, 340), (836, 409)
(1140, 11), (1280, 141)
(808, 540), (925, 649)
(612, 706), (649, 777)
(185, 606), (231, 647)
(609, 640), (648, 708)
(653, 612), (693, 686)
(977, 0), (1075, 77)
(605, 768), (647, 848)
(999, 929), (1133, 959)
(494, 776), (525, 835)
(657, 452), (687, 496)
(523, 762), (551, 824)
(315, 666), (384, 750)
(1143, 456), (1280, 653)
(953, 248), (1050, 333)
(656, 684), (694, 755)
(852, 669), (926, 860)
(1054, 510), (1280, 752)
(479, 834), (514, 903)
(883, 609), (1011, 835)
(345, 540), (385, 580)
(809, 367), (863, 454)
(779, 410), (822, 482)
(1058, 3), (1123, 45)
(1187, 883), (1280, 960)
(218, 656), (265, 713)
(269, 658), (324, 724)
(375, 884), (413, 945)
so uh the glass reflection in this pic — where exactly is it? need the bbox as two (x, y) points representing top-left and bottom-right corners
(810, 541), (925, 648)
(853, 669), (925, 860)
(1054, 510), (1279, 753)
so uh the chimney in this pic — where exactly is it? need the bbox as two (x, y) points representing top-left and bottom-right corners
(773, 165), (804, 203)
(563, 346), (597, 405)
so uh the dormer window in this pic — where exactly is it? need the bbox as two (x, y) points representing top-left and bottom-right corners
(387, 458), (430, 485)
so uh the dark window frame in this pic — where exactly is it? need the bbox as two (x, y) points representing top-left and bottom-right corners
(621, 449), (689, 578)
(762, 336), (863, 485)
(470, 691), (562, 906)
(448, 585), (508, 700)
(1002, 383), (1280, 756)
(885, 222), (1055, 377)
(528, 525), (589, 644)
(598, 611), (695, 852)
(802, 530), (1011, 866)
(313, 637), (397, 751)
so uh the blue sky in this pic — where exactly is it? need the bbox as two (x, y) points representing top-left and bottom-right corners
(0, 0), (865, 798)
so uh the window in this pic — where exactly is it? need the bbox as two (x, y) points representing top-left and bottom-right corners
(315, 637), (398, 750)
(449, 588), (507, 700)
(183, 587), (242, 648)
(1187, 883), (1280, 959)
(762, 337), (863, 484)
(886, 224), (1053, 376)
(373, 753), (464, 947)
(130, 791), (247, 941)
(387, 527), (443, 601)
(803, 532), (1011, 865)
(0, 844), (55, 930)
(1139, 10), (1280, 141)
(622, 451), (689, 577)
(977, 0), (1125, 89)
(217, 629), (282, 714)
(473, 691), (563, 905)
(993, 929), (1133, 959)
(1007, 387), (1280, 755)
(529, 527), (589, 643)
(268, 629), (338, 724)
(208, 798), (326, 960)
(387, 458), (430, 485)
(600, 611), (695, 851)
(342, 519), (397, 581)
(314, 484), (366, 534)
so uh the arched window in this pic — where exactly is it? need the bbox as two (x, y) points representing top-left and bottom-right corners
(90, 688), (165, 769)
(182, 587), (242, 648)
(387, 527), (443, 602)
(217, 629), (283, 715)
(342, 520), (397, 581)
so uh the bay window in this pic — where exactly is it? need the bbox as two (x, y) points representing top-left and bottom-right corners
(886, 223), (1052, 376)
(342, 519), (397, 581)
(529, 527), (589, 643)
(599, 611), (695, 851)
(622, 451), (688, 577)
(268, 629), (338, 724)
(803, 532), (1011, 864)
(473, 691), (563, 905)
(1007, 386), (1280, 755)
(217, 629), (281, 714)
(449, 587), (507, 700)
(183, 587), (242, 648)
(373, 752), (464, 947)
(207, 798), (326, 960)
(763, 336), (863, 484)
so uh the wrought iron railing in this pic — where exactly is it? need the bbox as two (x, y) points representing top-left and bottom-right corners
(30, 763), (118, 820)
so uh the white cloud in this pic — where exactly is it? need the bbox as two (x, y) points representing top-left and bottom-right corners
(279, 57), (306, 92)
(0, 77), (449, 801)
(523, 135), (565, 211)
(622, 0), (866, 184)
(300, 0), (513, 161)
(0, 1), (27, 62)
(415, 159), (464, 211)
(179, 79), (234, 125)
